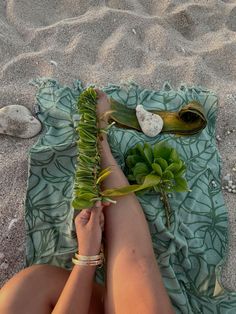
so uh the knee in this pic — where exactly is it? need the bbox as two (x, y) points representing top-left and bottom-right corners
(2, 264), (51, 290)
(0, 265), (58, 313)
(0, 265), (45, 296)
(0, 265), (53, 300)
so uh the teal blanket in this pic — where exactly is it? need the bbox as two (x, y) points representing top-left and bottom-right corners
(25, 78), (236, 313)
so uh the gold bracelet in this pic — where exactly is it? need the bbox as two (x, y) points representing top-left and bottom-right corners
(72, 252), (104, 267)
(72, 258), (103, 266)
(75, 253), (103, 261)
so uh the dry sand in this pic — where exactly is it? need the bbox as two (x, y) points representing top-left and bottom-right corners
(0, 0), (236, 289)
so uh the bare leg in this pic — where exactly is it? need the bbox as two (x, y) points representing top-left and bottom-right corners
(100, 140), (174, 314)
(96, 91), (174, 314)
(0, 264), (104, 314)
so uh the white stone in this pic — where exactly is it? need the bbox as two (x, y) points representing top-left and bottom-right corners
(136, 105), (163, 137)
(0, 105), (41, 138)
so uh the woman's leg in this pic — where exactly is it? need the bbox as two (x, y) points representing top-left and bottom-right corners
(103, 196), (174, 314)
(99, 135), (174, 314)
(0, 264), (104, 314)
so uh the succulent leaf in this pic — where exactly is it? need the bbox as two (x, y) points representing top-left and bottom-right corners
(133, 162), (150, 177)
(165, 162), (182, 173)
(173, 177), (189, 192)
(153, 142), (172, 159)
(72, 198), (94, 209)
(155, 157), (168, 171)
(152, 163), (163, 176)
(169, 148), (179, 162)
(143, 143), (153, 165)
(162, 170), (174, 180)
(142, 174), (161, 187)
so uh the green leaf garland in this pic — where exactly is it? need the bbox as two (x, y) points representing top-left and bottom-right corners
(72, 88), (113, 210)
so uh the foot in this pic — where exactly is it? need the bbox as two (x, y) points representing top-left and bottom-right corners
(95, 89), (112, 129)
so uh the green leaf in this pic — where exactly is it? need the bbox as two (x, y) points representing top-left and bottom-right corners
(153, 142), (172, 159)
(142, 174), (161, 187)
(98, 167), (112, 177)
(83, 112), (96, 121)
(79, 154), (96, 165)
(76, 169), (93, 176)
(74, 186), (97, 195)
(162, 170), (174, 180)
(96, 168), (112, 184)
(176, 165), (187, 177)
(173, 177), (189, 192)
(169, 148), (180, 162)
(155, 157), (168, 171)
(127, 147), (138, 156)
(133, 162), (149, 177)
(152, 163), (163, 176)
(136, 142), (148, 162)
(126, 155), (144, 168)
(78, 129), (96, 141)
(72, 198), (94, 209)
(135, 174), (146, 184)
(75, 176), (94, 183)
(127, 174), (136, 181)
(78, 192), (98, 199)
(101, 174), (160, 197)
(165, 162), (182, 174)
(143, 143), (153, 165)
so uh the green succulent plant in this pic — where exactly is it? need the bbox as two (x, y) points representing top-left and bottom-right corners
(102, 141), (189, 228)
(126, 142), (189, 227)
(126, 142), (188, 192)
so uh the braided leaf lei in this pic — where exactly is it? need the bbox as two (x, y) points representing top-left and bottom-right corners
(72, 87), (112, 210)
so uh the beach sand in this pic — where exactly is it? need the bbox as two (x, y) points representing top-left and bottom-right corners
(0, 0), (236, 289)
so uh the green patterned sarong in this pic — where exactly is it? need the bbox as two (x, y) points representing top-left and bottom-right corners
(25, 78), (236, 313)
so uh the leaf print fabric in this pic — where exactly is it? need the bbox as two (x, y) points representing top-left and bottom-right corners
(25, 78), (236, 313)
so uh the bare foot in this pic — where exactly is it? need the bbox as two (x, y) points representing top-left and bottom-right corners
(95, 89), (112, 128)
